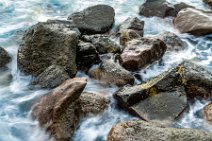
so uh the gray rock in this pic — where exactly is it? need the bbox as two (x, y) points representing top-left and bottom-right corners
(107, 120), (212, 141)
(0, 70), (12, 86)
(0, 47), (11, 68)
(33, 65), (70, 88)
(120, 37), (167, 71)
(139, 0), (175, 18)
(174, 2), (194, 15)
(68, 4), (115, 34)
(18, 20), (79, 77)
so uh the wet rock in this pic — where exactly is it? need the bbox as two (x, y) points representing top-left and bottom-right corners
(120, 37), (167, 71)
(32, 78), (87, 141)
(174, 8), (212, 36)
(18, 21), (79, 77)
(139, 0), (175, 18)
(157, 31), (185, 51)
(0, 47), (11, 68)
(107, 120), (212, 141)
(33, 65), (70, 88)
(68, 5), (115, 34)
(203, 0), (212, 6)
(204, 102), (212, 121)
(88, 60), (134, 86)
(81, 35), (121, 54)
(80, 92), (109, 116)
(0, 69), (12, 86)
(119, 29), (141, 46)
(174, 2), (194, 15)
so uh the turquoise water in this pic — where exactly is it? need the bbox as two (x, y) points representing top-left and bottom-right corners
(0, 0), (212, 141)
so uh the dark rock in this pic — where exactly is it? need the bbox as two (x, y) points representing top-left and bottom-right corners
(18, 21), (79, 77)
(203, 0), (212, 6)
(174, 8), (212, 36)
(32, 78), (87, 141)
(174, 2), (194, 15)
(88, 59), (134, 86)
(139, 0), (175, 18)
(204, 102), (212, 121)
(0, 47), (11, 68)
(68, 5), (115, 34)
(80, 92), (109, 116)
(157, 31), (185, 51)
(120, 37), (167, 71)
(107, 120), (212, 141)
(33, 65), (70, 88)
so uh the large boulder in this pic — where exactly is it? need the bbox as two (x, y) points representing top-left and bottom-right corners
(68, 5), (115, 34)
(120, 37), (167, 71)
(107, 120), (212, 141)
(203, 0), (212, 6)
(32, 65), (70, 88)
(174, 8), (212, 36)
(88, 59), (134, 86)
(139, 0), (175, 18)
(18, 20), (79, 77)
(32, 78), (87, 141)
(0, 47), (11, 68)
(174, 2), (194, 16)
(204, 102), (212, 121)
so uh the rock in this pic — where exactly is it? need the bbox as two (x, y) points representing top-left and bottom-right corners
(107, 120), (212, 141)
(120, 29), (141, 46)
(0, 69), (12, 86)
(157, 31), (185, 51)
(68, 5), (115, 34)
(32, 78), (87, 141)
(80, 92), (109, 116)
(174, 8), (212, 36)
(174, 2), (194, 15)
(139, 0), (175, 18)
(120, 37), (167, 71)
(88, 59), (134, 86)
(0, 47), (11, 68)
(117, 17), (144, 37)
(81, 35), (121, 54)
(204, 102), (212, 121)
(33, 65), (70, 88)
(203, 0), (212, 6)
(17, 21), (79, 77)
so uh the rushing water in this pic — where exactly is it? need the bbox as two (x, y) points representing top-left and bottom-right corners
(0, 0), (212, 141)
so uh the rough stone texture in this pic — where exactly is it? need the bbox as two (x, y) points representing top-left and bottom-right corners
(17, 21), (78, 77)
(107, 120), (212, 141)
(0, 47), (11, 68)
(120, 37), (167, 71)
(68, 4), (115, 34)
(203, 0), (212, 6)
(157, 31), (185, 51)
(80, 92), (109, 116)
(174, 8), (212, 36)
(32, 78), (87, 141)
(33, 65), (70, 88)
(139, 0), (175, 18)
(174, 2), (194, 15)
(119, 29), (141, 46)
(204, 102), (212, 121)
(81, 35), (121, 54)
(88, 60), (134, 86)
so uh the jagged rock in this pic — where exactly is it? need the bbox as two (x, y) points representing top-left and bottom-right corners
(0, 47), (11, 68)
(68, 5), (115, 34)
(32, 78), (87, 141)
(17, 20), (79, 77)
(139, 0), (175, 18)
(204, 102), (212, 121)
(157, 31), (185, 51)
(33, 65), (70, 88)
(107, 120), (212, 141)
(80, 92), (109, 116)
(174, 8), (212, 36)
(88, 59), (134, 86)
(120, 37), (167, 71)
(203, 0), (212, 6)
(174, 2), (194, 15)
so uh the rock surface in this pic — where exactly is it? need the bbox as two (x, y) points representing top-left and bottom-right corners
(203, 0), (212, 6)
(107, 120), (212, 141)
(68, 5), (115, 34)
(204, 102), (212, 121)
(32, 78), (87, 141)
(0, 47), (11, 68)
(120, 37), (167, 71)
(174, 8), (212, 36)
(174, 2), (194, 15)
(18, 21), (79, 77)
(139, 0), (175, 18)
(88, 60), (134, 86)
(33, 65), (70, 88)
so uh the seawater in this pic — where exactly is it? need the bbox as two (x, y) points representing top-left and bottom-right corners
(0, 0), (211, 141)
